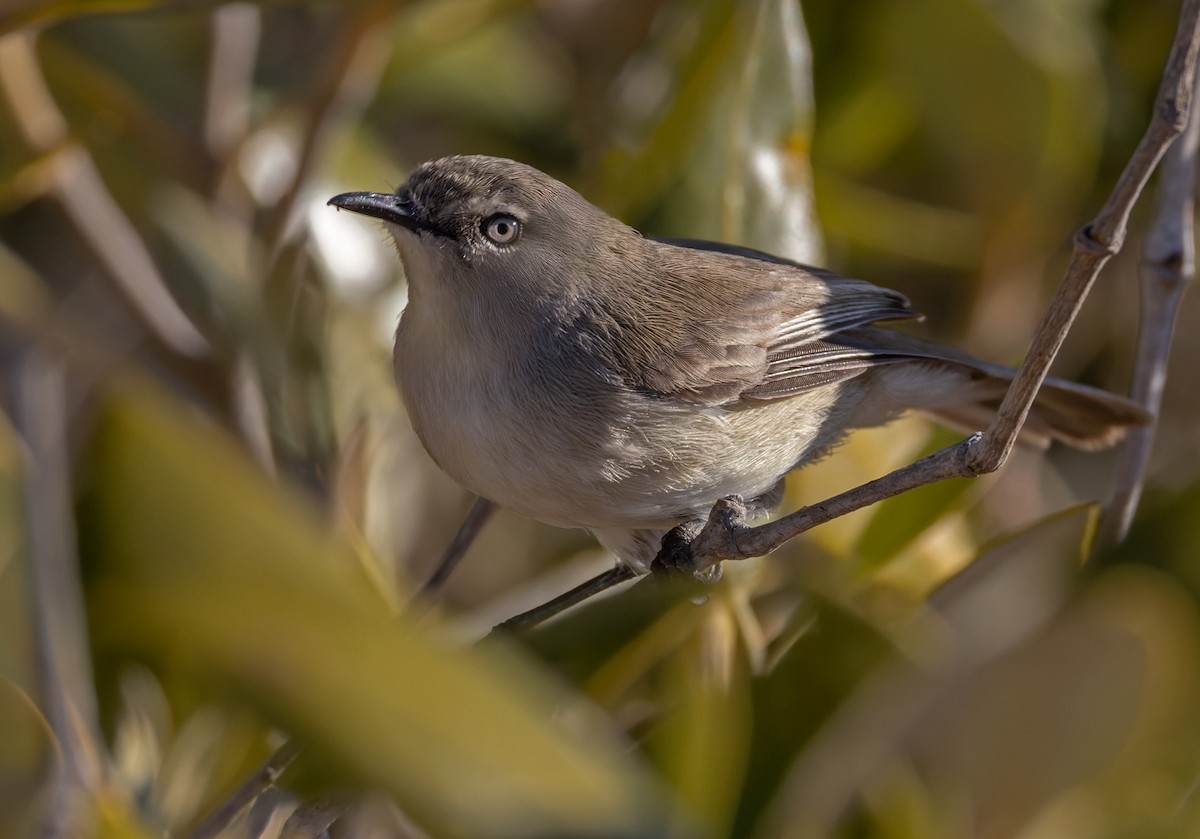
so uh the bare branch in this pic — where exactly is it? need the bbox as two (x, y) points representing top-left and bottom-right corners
(14, 351), (105, 837)
(204, 3), (260, 158)
(185, 740), (300, 839)
(658, 438), (979, 573)
(262, 2), (395, 257)
(966, 0), (1200, 476)
(1100, 60), (1200, 549)
(0, 32), (211, 360)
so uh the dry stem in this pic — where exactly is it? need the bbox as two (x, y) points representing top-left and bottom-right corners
(1099, 61), (1200, 550)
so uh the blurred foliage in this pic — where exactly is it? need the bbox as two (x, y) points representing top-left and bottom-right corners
(2, 0), (1200, 837)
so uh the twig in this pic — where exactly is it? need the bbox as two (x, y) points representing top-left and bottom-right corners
(14, 351), (105, 837)
(1099, 62), (1200, 550)
(419, 497), (496, 596)
(185, 740), (300, 839)
(0, 32), (210, 360)
(261, 1), (395, 257)
(203, 2), (260, 158)
(280, 800), (346, 838)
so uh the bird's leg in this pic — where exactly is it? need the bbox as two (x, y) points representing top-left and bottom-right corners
(487, 564), (639, 636)
(419, 496), (495, 596)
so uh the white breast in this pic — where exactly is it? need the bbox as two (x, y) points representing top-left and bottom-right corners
(396, 292), (862, 532)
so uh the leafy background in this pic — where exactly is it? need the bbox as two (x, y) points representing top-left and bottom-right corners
(2, 0), (1200, 837)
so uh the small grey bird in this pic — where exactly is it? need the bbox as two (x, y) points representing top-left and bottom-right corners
(329, 155), (1144, 571)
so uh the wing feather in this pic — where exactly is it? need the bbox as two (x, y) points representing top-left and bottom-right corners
(622, 238), (925, 405)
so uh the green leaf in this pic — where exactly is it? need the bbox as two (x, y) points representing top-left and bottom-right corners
(928, 502), (1096, 660)
(1, 1), (181, 36)
(734, 597), (898, 836)
(710, 0), (821, 260)
(81, 380), (661, 839)
(600, 0), (821, 262)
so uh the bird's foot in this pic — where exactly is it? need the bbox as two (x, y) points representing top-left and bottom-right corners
(651, 495), (749, 583)
(652, 519), (712, 581)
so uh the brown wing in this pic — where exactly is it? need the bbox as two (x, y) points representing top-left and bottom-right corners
(610, 238), (921, 405)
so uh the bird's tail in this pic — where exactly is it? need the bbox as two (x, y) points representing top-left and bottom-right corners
(851, 329), (1149, 451)
(922, 370), (1147, 451)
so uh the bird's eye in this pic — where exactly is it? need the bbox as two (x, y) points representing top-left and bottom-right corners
(482, 214), (521, 246)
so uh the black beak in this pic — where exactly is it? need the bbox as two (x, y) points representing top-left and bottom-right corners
(327, 191), (428, 234)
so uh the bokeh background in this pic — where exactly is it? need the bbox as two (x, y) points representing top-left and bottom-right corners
(3, 0), (1200, 837)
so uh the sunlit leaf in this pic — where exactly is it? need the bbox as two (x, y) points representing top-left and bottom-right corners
(928, 502), (1096, 660)
(602, 0), (821, 262)
(712, 0), (821, 260)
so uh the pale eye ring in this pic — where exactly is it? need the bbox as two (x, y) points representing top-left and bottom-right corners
(482, 213), (521, 246)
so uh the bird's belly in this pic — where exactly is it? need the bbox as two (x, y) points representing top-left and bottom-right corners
(397, 337), (856, 530)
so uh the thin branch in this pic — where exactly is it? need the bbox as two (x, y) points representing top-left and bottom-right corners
(0, 32), (211, 360)
(656, 438), (979, 573)
(1099, 62), (1200, 550)
(185, 740), (300, 839)
(14, 351), (105, 837)
(261, 1), (395, 257)
(204, 2), (260, 158)
(419, 496), (496, 596)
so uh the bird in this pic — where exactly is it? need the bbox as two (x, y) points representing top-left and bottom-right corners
(328, 155), (1145, 574)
